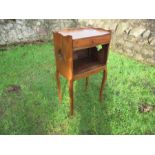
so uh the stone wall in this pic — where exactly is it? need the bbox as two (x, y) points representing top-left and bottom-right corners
(0, 19), (78, 46)
(79, 19), (155, 65)
(0, 19), (155, 65)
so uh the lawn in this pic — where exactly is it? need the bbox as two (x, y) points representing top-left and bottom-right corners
(0, 43), (155, 135)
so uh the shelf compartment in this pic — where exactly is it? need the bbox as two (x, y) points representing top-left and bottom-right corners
(73, 57), (104, 80)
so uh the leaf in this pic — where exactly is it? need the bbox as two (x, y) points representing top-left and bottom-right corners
(96, 45), (102, 51)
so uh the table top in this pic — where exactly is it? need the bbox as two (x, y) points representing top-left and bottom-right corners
(57, 27), (110, 40)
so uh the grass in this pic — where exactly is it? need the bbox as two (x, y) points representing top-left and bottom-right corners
(0, 43), (155, 135)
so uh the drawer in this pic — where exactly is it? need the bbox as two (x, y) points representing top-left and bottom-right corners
(73, 34), (111, 50)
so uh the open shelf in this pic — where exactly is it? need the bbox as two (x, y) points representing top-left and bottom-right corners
(73, 57), (102, 75)
(72, 45), (109, 79)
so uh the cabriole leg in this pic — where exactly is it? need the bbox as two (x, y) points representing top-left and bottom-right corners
(69, 79), (74, 115)
(85, 77), (89, 90)
(99, 67), (107, 102)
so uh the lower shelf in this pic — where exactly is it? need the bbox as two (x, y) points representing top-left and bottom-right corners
(73, 57), (104, 80)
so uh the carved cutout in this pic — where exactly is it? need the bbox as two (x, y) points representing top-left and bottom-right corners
(57, 49), (64, 61)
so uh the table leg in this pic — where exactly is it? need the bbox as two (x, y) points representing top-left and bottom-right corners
(69, 79), (74, 115)
(99, 67), (107, 102)
(85, 77), (89, 90)
(56, 70), (62, 103)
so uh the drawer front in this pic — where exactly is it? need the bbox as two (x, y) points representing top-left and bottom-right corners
(73, 34), (111, 50)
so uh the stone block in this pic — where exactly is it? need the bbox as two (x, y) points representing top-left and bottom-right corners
(86, 20), (94, 26)
(16, 19), (25, 25)
(134, 53), (144, 61)
(0, 39), (6, 45)
(125, 48), (134, 57)
(142, 30), (151, 39)
(149, 37), (155, 46)
(142, 45), (155, 58)
(7, 23), (14, 29)
(110, 23), (118, 31)
(129, 27), (146, 38)
(146, 58), (155, 65)
(124, 41), (133, 49)
(116, 22), (130, 34)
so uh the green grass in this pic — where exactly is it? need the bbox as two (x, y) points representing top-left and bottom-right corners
(0, 43), (155, 135)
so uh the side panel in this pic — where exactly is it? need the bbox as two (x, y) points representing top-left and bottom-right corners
(53, 32), (73, 80)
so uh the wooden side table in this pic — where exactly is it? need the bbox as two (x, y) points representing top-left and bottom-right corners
(53, 27), (111, 115)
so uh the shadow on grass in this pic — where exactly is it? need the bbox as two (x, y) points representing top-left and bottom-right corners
(74, 73), (112, 135)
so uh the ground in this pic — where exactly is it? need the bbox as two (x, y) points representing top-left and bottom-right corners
(0, 43), (155, 134)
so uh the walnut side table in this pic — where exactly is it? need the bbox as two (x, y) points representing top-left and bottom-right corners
(53, 27), (111, 115)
